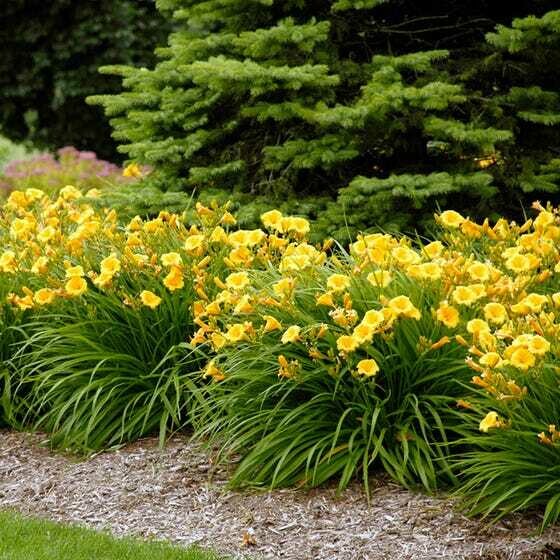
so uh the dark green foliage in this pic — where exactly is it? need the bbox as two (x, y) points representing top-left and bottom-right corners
(91, 1), (559, 232)
(0, 305), (19, 428)
(2, 252), (224, 452)
(319, 172), (496, 238)
(0, 1), (172, 159)
(95, 179), (333, 242)
(89, 182), (196, 222)
(481, 9), (560, 201)
(6, 289), (202, 452)
(0, 283), (29, 428)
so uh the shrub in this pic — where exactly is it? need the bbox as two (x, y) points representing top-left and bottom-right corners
(10, 292), (203, 450)
(0, 146), (140, 196)
(88, 181), (194, 222)
(0, 187), (316, 450)
(90, 180), (333, 242)
(0, 0), (172, 159)
(0, 136), (37, 173)
(450, 225), (560, 529)
(91, 3), (560, 232)
(455, 369), (560, 530)
(194, 267), (468, 492)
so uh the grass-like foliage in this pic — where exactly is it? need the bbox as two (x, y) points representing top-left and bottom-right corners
(0, 186), (230, 449)
(0, 187), (316, 451)
(0, 290), (29, 428)
(9, 295), (200, 451)
(187, 204), (560, 525)
(455, 364), (560, 529)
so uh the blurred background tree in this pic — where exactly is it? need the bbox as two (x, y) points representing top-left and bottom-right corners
(0, 0), (172, 160)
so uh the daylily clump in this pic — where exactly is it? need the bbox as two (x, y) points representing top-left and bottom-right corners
(195, 202), (560, 444)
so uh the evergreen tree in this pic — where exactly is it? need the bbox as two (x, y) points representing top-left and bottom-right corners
(483, 10), (560, 195)
(90, 1), (559, 234)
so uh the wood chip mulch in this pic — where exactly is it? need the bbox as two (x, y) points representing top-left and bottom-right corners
(0, 430), (559, 559)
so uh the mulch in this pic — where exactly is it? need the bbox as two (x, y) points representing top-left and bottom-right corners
(0, 430), (558, 559)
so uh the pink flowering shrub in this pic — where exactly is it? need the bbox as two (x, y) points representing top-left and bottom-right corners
(0, 146), (142, 195)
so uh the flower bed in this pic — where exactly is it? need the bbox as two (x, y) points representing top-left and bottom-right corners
(1, 188), (560, 528)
